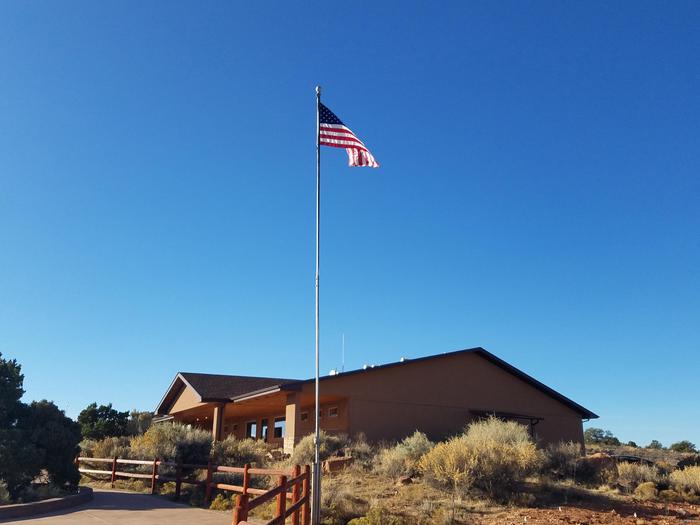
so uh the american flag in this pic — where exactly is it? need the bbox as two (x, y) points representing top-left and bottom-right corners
(319, 103), (379, 168)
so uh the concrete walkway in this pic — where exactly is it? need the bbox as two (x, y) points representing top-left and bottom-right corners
(4, 489), (238, 524)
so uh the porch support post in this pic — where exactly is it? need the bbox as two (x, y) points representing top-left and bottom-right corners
(284, 393), (301, 454)
(212, 402), (225, 442)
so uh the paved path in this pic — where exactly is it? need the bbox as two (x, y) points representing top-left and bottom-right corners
(5, 489), (238, 524)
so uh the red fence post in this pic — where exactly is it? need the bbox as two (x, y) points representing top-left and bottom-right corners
(291, 465), (301, 525)
(232, 493), (249, 525)
(111, 456), (118, 488)
(175, 460), (182, 501)
(204, 460), (213, 505)
(276, 475), (287, 522)
(302, 465), (311, 525)
(242, 463), (250, 495)
(151, 458), (159, 495)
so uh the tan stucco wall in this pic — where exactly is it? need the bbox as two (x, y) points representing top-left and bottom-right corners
(294, 353), (585, 446)
(170, 384), (205, 414)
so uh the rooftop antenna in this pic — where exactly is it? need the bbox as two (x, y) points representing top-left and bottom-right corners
(341, 333), (345, 373)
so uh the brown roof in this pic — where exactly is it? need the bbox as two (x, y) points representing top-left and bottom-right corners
(281, 347), (598, 419)
(180, 372), (296, 401)
(156, 347), (597, 419)
(155, 372), (297, 415)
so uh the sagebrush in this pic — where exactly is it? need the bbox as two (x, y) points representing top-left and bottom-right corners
(290, 431), (348, 466)
(376, 431), (433, 478)
(420, 417), (543, 500)
(616, 462), (660, 493)
(670, 466), (700, 497)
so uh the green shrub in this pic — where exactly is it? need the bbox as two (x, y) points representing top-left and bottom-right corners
(209, 493), (235, 511)
(376, 431), (433, 478)
(35, 484), (67, 500)
(669, 466), (700, 497)
(544, 441), (581, 479)
(211, 437), (268, 467)
(210, 436), (270, 489)
(574, 455), (617, 486)
(78, 439), (97, 457)
(400, 431), (434, 460)
(130, 423), (211, 464)
(290, 431), (348, 466)
(669, 441), (697, 453)
(0, 430), (43, 498)
(77, 403), (129, 440)
(616, 462), (660, 493)
(126, 411), (153, 436)
(92, 436), (132, 459)
(420, 417), (543, 500)
(584, 428), (620, 446)
(634, 481), (658, 500)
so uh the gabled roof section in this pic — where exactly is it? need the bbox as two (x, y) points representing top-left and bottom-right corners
(155, 372), (297, 415)
(282, 347), (599, 419)
(155, 347), (597, 420)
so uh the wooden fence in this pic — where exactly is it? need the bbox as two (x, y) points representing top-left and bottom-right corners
(76, 456), (311, 525)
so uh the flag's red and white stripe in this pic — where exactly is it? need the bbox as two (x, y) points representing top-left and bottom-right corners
(319, 123), (379, 168)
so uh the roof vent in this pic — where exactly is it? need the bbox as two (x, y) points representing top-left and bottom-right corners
(362, 364), (368, 370)
(329, 369), (338, 376)
(400, 357), (406, 362)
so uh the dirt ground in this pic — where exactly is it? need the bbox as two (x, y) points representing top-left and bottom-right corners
(472, 500), (699, 524)
(321, 471), (700, 525)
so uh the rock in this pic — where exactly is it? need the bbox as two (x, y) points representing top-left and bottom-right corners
(322, 456), (354, 474)
(396, 476), (412, 486)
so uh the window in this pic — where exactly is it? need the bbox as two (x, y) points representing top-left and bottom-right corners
(261, 419), (269, 442)
(274, 417), (285, 438)
(246, 421), (257, 439)
(328, 406), (339, 418)
(300, 412), (309, 422)
(233, 424), (238, 431)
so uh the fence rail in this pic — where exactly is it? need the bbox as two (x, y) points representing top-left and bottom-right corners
(76, 456), (310, 525)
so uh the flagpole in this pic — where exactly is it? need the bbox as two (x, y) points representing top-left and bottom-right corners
(312, 84), (322, 525)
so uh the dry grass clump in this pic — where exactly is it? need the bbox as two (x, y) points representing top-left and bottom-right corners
(346, 433), (374, 468)
(669, 466), (700, 499)
(91, 436), (132, 459)
(347, 507), (407, 525)
(376, 431), (433, 479)
(420, 417), (543, 501)
(544, 441), (581, 479)
(321, 482), (366, 525)
(290, 431), (348, 466)
(616, 462), (660, 493)
(633, 481), (658, 500)
(208, 493), (235, 511)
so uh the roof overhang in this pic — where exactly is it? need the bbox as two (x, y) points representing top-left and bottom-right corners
(155, 373), (198, 415)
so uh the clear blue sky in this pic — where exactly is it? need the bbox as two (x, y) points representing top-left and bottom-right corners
(1, 1), (698, 447)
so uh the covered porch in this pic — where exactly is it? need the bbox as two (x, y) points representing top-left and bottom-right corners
(169, 389), (349, 454)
